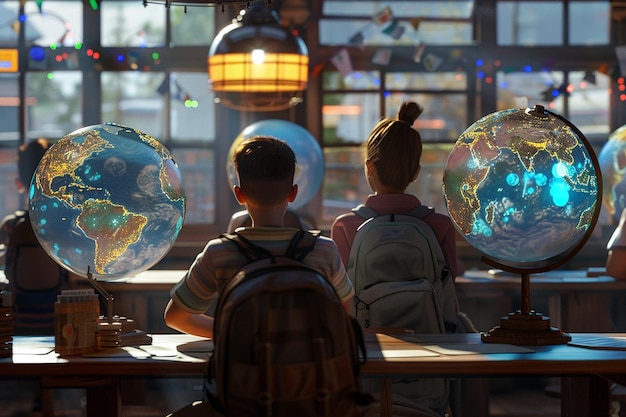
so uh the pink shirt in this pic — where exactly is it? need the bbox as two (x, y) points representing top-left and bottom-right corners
(331, 193), (460, 279)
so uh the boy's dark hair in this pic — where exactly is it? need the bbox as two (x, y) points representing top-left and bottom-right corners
(17, 138), (51, 188)
(233, 136), (296, 206)
(366, 101), (424, 191)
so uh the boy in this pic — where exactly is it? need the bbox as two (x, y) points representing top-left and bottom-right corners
(164, 136), (353, 338)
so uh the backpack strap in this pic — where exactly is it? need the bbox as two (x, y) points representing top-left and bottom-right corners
(354, 204), (435, 220)
(220, 230), (320, 263)
(284, 230), (320, 262)
(220, 232), (274, 261)
(351, 204), (378, 220)
(410, 204), (435, 218)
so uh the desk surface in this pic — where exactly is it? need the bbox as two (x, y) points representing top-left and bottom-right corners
(362, 333), (626, 377)
(6, 332), (626, 379)
(6, 334), (209, 377)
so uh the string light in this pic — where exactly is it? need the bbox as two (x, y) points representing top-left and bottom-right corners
(141, 0), (272, 12)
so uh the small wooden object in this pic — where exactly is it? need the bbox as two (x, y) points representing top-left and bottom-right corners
(54, 289), (100, 355)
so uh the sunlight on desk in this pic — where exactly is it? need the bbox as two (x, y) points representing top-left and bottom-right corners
(423, 344), (534, 355)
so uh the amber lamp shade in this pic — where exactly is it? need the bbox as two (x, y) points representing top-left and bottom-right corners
(208, 5), (309, 111)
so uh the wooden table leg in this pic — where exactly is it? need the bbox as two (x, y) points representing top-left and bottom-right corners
(379, 379), (392, 417)
(561, 376), (610, 417)
(86, 376), (121, 417)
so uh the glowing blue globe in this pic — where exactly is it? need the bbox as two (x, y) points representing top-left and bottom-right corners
(598, 124), (626, 223)
(443, 106), (600, 269)
(29, 123), (186, 280)
(227, 119), (324, 210)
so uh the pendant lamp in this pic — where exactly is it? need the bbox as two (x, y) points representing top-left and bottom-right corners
(207, 3), (309, 111)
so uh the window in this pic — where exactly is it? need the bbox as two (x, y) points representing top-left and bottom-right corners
(320, 1), (475, 46)
(496, 69), (610, 144)
(26, 71), (83, 138)
(497, 1), (610, 46)
(1, 0), (621, 250)
(1, 0), (219, 230)
(101, 2), (165, 47)
(320, 70), (469, 227)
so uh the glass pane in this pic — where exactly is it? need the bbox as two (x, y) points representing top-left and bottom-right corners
(556, 71), (610, 140)
(322, 93), (380, 144)
(323, 1), (475, 19)
(101, 2), (165, 47)
(323, 71), (380, 91)
(21, 1), (83, 47)
(101, 72), (166, 140)
(321, 143), (453, 228)
(385, 93), (467, 142)
(0, 2), (20, 46)
(0, 73), (19, 141)
(385, 72), (467, 90)
(569, 2), (610, 45)
(170, 7), (216, 46)
(409, 143), (454, 216)
(26, 71), (82, 139)
(496, 70), (564, 110)
(0, 148), (20, 217)
(497, 2), (563, 46)
(322, 146), (366, 226)
(319, 19), (472, 46)
(412, 22), (473, 45)
(170, 72), (215, 143)
(172, 148), (215, 224)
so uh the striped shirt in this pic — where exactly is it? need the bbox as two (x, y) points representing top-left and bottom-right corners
(170, 227), (354, 314)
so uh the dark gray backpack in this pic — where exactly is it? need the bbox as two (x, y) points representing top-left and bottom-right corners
(207, 230), (370, 417)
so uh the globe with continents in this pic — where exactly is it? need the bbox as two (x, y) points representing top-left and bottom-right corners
(443, 105), (600, 269)
(598, 124), (626, 223)
(29, 123), (186, 280)
(226, 119), (324, 210)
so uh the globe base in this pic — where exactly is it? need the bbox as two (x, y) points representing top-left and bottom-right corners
(481, 310), (571, 346)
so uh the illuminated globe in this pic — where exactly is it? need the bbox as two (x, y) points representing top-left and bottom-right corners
(227, 119), (324, 210)
(29, 123), (186, 280)
(443, 106), (600, 269)
(598, 124), (626, 223)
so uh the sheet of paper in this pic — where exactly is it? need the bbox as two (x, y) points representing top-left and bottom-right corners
(138, 344), (179, 357)
(176, 339), (214, 354)
(367, 349), (439, 359)
(568, 336), (626, 350)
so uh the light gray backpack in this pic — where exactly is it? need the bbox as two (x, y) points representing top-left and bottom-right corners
(347, 205), (459, 416)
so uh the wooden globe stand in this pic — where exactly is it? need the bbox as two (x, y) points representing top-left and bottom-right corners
(481, 271), (571, 345)
(85, 266), (152, 347)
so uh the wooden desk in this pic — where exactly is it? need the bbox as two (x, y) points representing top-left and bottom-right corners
(100, 268), (626, 334)
(362, 332), (626, 417)
(6, 334), (208, 417)
(5, 332), (626, 417)
(457, 269), (626, 332)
